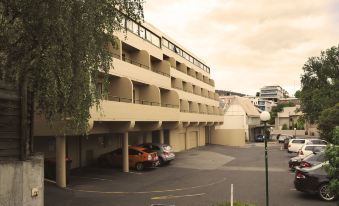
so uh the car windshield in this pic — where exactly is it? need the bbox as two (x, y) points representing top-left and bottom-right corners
(143, 149), (155, 154)
(292, 139), (305, 144)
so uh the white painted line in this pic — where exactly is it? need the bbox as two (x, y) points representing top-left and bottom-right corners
(151, 193), (206, 200)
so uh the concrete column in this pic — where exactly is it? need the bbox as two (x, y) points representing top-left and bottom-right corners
(122, 132), (129, 172)
(56, 136), (66, 188)
(159, 129), (164, 144)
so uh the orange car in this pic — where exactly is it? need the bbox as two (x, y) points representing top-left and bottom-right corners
(98, 146), (159, 171)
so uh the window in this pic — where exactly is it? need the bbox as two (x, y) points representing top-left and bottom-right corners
(162, 38), (169, 48)
(129, 149), (139, 155)
(126, 19), (133, 31)
(132, 22), (139, 34)
(146, 30), (152, 42)
(292, 140), (305, 144)
(120, 17), (126, 28)
(169, 43), (174, 51)
(151, 33), (160, 47)
(139, 26), (145, 39)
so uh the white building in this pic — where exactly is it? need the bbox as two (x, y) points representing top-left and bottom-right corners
(259, 85), (288, 102)
(212, 96), (261, 146)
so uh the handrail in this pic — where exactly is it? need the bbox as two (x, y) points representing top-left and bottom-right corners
(122, 56), (149, 69)
(109, 96), (132, 103)
(161, 103), (179, 108)
(134, 99), (160, 106)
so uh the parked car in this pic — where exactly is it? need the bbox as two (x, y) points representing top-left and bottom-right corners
(138, 143), (175, 165)
(284, 136), (296, 149)
(297, 144), (326, 159)
(288, 139), (308, 153)
(306, 139), (329, 145)
(294, 162), (336, 201)
(98, 146), (159, 171)
(299, 151), (326, 169)
(254, 135), (265, 142)
(278, 134), (293, 143)
(289, 150), (325, 171)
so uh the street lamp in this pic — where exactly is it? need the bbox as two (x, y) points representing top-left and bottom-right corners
(260, 111), (271, 206)
(294, 127), (297, 138)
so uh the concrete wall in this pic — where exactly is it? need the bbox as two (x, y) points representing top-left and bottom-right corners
(272, 129), (308, 136)
(0, 155), (44, 206)
(169, 126), (205, 152)
(211, 129), (246, 147)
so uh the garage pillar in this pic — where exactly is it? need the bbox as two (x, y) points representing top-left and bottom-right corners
(56, 136), (66, 188)
(122, 132), (129, 172)
(159, 129), (164, 144)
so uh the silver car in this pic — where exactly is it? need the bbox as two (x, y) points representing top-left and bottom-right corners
(138, 143), (175, 165)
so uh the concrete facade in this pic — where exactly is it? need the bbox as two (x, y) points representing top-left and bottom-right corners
(32, 18), (223, 187)
(212, 96), (261, 146)
(0, 155), (44, 206)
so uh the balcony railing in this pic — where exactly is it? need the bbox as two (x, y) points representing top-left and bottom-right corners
(161, 103), (179, 108)
(151, 69), (170, 77)
(134, 99), (160, 106)
(122, 56), (149, 69)
(108, 96), (132, 103)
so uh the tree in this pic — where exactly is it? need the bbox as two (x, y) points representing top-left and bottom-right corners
(299, 45), (339, 123)
(324, 127), (339, 199)
(318, 103), (339, 141)
(294, 90), (301, 98)
(268, 102), (295, 125)
(0, 0), (144, 133)
(255, 92), (260, 97)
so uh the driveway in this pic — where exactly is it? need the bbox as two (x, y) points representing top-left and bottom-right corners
(45, 143), (336, 206)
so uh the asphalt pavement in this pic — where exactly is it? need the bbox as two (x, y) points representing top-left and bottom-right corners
(45, 143), (336, 206)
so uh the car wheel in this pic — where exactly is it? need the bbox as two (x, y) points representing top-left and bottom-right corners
(159, 157), (164, 166)
(319, 183), (336, 201)
(135, 162), (144, 171)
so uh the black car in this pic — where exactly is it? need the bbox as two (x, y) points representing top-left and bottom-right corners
(294, 162), (336, 201)
(288, 151), (324, 171)
(254, 135), (265, 142)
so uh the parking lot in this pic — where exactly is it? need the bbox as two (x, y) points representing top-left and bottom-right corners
(45, 143), (336, 206)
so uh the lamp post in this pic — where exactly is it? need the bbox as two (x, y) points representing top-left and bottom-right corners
(294, 127), (297, 138)
(260, 111), (271, 206)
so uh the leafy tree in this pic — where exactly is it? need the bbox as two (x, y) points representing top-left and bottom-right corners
(299, 45), (339, 123)
(0, 0), (144, 133)
(318, 103), (339, 141)
(324, 127), (339, 199)
(294, 90), (301, 98)
(255, 92), (260, 97)
(282, 124), (288, 130)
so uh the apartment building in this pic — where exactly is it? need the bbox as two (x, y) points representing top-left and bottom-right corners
(259, 85), (288, 102)
(33, 17), (223, 187)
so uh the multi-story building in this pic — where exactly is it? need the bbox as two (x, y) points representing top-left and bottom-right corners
(259, 85), (288, 102)
(33, 17), (224, 187)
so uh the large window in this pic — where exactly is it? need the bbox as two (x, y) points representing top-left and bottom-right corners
(123, 17), (161, 48)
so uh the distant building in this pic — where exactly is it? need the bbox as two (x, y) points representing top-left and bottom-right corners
(278, 97), (300, 105)
(212, 96), (262, 146)
(259, 85), (288, 102)
(215, 90), (248, 97)
(243, 96), (276, 112)
(275, 106), (303, 130)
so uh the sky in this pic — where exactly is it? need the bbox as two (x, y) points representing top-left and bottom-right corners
(143, 0), (339, 96)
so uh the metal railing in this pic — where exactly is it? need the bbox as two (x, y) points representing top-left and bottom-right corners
(122, 56), (149, 69)
(161, 103), (179, 108)
(134, 99), (160, 106)
(109, 96), (132, 103)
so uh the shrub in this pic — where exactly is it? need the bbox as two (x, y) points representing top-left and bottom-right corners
(282, 124), (288, 130)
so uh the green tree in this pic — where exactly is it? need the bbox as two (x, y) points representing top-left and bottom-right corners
(294, 90), (301, 98)
(268, 102), (295, 125)
(319, 103), (339, 141)
(324, 127), (339, 200)
(0, 0), (144, 133)
(299, 45), (339, 123)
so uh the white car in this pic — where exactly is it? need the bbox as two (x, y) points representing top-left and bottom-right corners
(306, 139), (328, 145)
(297, 144), (327, 159)
(278, 134), (293, 143)
(288, 139), (308, 153)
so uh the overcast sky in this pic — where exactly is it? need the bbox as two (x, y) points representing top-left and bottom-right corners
(143, 0), (339, 96)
